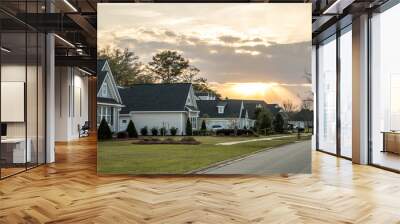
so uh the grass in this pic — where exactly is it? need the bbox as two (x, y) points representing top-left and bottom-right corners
(97, 134), (311, 174)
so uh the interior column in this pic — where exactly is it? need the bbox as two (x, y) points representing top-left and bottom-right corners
(352, 14), (369, 164)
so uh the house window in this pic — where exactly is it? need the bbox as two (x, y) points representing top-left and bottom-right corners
(97, 106), (113, 126)
(190, 116), (197, 129)
(217, 106), (224, 114)
(101, 82), (108, 97)
(122, 119), (127, 124)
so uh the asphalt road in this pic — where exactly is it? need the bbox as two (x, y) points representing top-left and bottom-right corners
(196, 140), (311, 175)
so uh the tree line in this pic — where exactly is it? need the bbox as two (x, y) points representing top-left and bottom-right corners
(98, 47), (220, 98)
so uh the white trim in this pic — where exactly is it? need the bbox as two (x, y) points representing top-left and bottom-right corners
(97, 102), (124, 107)
(129, 111), (188, 114)
(97, 60), (123, 104)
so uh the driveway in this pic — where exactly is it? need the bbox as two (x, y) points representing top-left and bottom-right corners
(196, 140), (311, 175)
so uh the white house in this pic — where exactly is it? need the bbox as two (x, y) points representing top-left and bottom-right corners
(97, 59), (124, 132)
(118, 83), (199, 135)
(197, 99), (251, 130)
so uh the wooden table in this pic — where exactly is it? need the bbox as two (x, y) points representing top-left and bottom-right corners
(382, 131), (400, 154)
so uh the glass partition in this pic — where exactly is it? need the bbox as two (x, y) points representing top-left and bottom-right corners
(371, 3), (400, 171)
(0, 3), (46, 179)
(317, 35), (337, 154)
(339, 27), (352, 158)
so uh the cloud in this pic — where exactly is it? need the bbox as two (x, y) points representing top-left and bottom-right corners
(97, 3), (312, 105)
(219, 35), (242, 43)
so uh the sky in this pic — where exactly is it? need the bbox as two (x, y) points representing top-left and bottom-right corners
(98, 3), (312, 107)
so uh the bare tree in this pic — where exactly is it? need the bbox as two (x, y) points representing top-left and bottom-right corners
(301, 98), (313, 111)
(282, 100), (298, 113)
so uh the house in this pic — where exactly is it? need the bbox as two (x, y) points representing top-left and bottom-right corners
(97, 59), (124, 132)
(118, 83), (199, 135)
(195, 91), (217, 100)
(197, 99), (251, 130)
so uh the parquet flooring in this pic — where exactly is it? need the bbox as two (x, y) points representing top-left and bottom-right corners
(1, 136), (400, 223)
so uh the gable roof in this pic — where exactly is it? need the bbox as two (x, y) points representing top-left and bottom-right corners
(198, 99), (244, 118)
(97, 59), (107, 93)
(119, 83), (193, 113)
(97, 59), (123, 105)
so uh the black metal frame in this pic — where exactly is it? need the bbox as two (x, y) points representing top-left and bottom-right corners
(0, 0), (47, 180)
(314, 21), (353, 162)
(366, 0), (400, 172)
(315, 0), (400, 171)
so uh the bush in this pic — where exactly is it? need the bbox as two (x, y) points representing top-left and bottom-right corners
(159, 127), (167, 136)
(98, 118), (112, 140)
(273, 113), (285, 133)
(151, 127), (158, 136)
(216, 128), (258, 136)
(140, 126), (148, 136)
(186, 118), (192, 136)
(201, 120), (207, 131)
(116, 131), (128, 139)
(181, 136), (196, 142)
(170, 127), (178, 136)
(126, 120), (138, 138)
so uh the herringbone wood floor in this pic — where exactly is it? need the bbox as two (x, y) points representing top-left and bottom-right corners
(1, 136), (400, 224)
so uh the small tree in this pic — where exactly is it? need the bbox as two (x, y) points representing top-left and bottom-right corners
(98, 118), (112, 140)
(273, 113), (285, 133)
(200, 120), (207, 135)
(151, 127), (158, 136)
(186, 118), (193, 136)
(160, 127), (167, 136)
(170, 127), (178, 136)
(126, 120), (138, 138)
(256, 109), (272, 135)
(140, 126), (148, 136)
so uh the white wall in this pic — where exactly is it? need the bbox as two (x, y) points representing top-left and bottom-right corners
(121, 112), (187, 135)
(55, 67), (89, 141)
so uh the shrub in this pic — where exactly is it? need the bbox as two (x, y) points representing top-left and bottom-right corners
(126, 120), (138, 138)
(116, 131), (128, 139)
(140, 126), (148, 136)
(216, 129), (234, 136)
(170, 127), (178, 136)
(201, 120), (207, 131)
(151, 127), (158, 136)
(98, 118), (112, 140)
(216, 129), (258, 136)
(160, 127), (167, 136)
(181, 136), (196, 142)
(273, 113), (285, 133)
(186, 118), (193, 136)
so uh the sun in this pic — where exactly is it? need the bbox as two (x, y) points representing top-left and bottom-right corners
(231, 82), (272, 97)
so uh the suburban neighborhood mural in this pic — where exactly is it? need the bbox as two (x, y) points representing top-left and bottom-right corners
(97, 3), (312, 174)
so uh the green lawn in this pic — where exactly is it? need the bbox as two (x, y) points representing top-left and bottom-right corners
(97, 134), (311, 174)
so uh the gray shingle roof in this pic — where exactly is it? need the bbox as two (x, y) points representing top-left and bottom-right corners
(119, 83), (192, 114)
(198, 99), (244, 118)
(97, 59), (107, 93)
(242, 100), (268, 119)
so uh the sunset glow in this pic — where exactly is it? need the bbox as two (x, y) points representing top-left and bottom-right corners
(231, 82), (272, 97)
(98, 4), (311, 106)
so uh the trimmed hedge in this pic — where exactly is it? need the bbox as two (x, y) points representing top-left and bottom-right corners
(215, 129), (257, 136)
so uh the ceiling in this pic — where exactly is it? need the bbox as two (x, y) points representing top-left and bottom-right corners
(0, 0), (393, 72)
